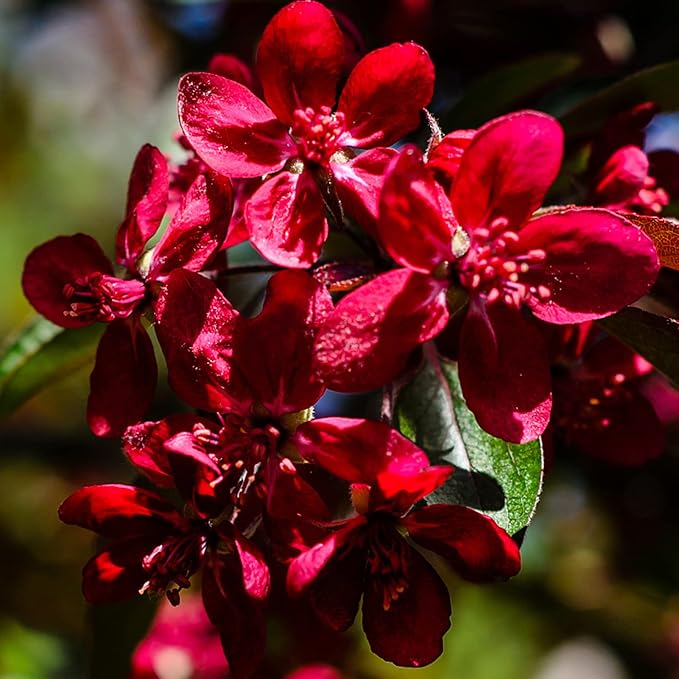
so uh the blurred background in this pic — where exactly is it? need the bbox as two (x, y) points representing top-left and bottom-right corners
(2, 0), (679, 677)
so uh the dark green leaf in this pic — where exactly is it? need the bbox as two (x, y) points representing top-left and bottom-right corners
(561, 59), (679, 139)
(598, 307), (679, 388)
(0, 316), (103, 416)
(442, 52), (581, 130)
(395, 351), (543, 535)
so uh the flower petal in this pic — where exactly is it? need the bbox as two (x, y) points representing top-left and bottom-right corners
(22, 234), (113, 328)
(202, 552), (267, 679)
(377, 146), (456, 272)
(178, 72), (295, 178)
(116, 144), (168, 270)
(287, 521), (363, 596)
(451, 111), (563, 231)
(122, 413), (209, 488)
(339, 43), (435, 148)
(519, 208), (659, 324)
(246, 170), (327, 268)
(235, 270), (333, 415)
(292, 418), (431, 485)
(155, 270), (250, 414)
(314, 269), (449, 392)
(332, 146), (397, 239)
(58, 484), (182, 537)
(404, 504), (521, 581)
(87, 318), (157, 438)
(459, 301), (551, 443)
(148, 172), (233, 280)
(362, 544), (450, 667)
(81, 537), (154, 603)
(256, 0), (344, 125)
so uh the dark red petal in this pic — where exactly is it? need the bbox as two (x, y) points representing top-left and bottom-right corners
(81, 537), (153, 603)
(314, 269), (449, 392)
(362, 544), (450, 667)
(202, 553), (267, 679)
(292, 418), (431, 484)
(308, 538), (367, 632)
(427, 129), (475, 189)
(87, 318), (157, 438)
(178, 73), (295, 178)
(148, 173), (233, 280)
(208, 53), (260, 94)
(235, 270), (333, 415)
(246, 171), (327, 268)
(286, 521), (362, 596)
(377, 146), (456, 272)
(339, 43), (435, 148)
(459, 301), (551, 443)
(332, 146), (397, 239)
(58, 484), (183, 537)
(155, 269), (250, 414)
(22, 234), (113, 328)
(519, 209), (659, 324)
(122, 413), (208, 488)
(404, 504), (521, 582)
(256, 0), (344, 125)
(451, 111), (563, 231)
(116, 144), (168, 270)
(229, 527), (271, 602)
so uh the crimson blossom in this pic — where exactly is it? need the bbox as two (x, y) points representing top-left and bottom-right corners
(21, 144), (232, 437)
(177, 0), (435, 268)
(59, 481), (269, 678)
(315, 111), (660, 444)
(138, 268), (334, 535)
(287, 418), (520, 667)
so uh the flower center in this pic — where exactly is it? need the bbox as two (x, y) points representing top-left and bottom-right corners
(366, 518), (411, 611)
(139, 529), (207, 605)
(292, 106), (346, 167)
(555, 371), (630, 435)
(458, 216), (551, 309)
(62, 273), (146, 322)
(192, 412), (283, 507)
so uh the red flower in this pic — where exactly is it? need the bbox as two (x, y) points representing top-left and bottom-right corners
(287, 417), (520, 667)
(153, 268), (333, 526)
(60, 482), (269, 678)
(22, 144), (232, 437)
(177, 0), (434, 267)
(550, 323), (679, 465)
(315, 111), (660, 443)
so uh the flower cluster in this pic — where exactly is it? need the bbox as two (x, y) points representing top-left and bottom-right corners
(22, 1), (669, 676)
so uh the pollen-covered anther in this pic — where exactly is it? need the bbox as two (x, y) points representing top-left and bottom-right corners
(460, 222), (551, 308)
(292, 106), (346, 166)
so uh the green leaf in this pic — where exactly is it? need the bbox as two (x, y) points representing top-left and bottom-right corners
(623, 213), (679, 271)
(598, 307), (679, 388)
(0, 316), (103, 416)
(442, 52), (581, 130)
(561, 59), (679, 139)
(395, 351), (543, 535)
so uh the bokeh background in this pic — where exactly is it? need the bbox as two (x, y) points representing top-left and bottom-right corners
(2, 1), (679, 677)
